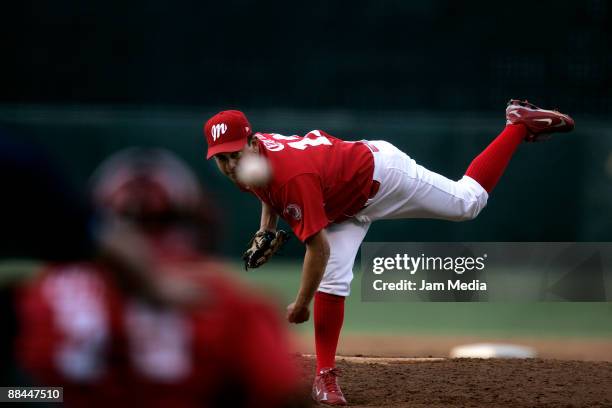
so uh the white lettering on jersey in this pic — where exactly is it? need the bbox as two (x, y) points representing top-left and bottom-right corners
(42, 267), (109, 381)
(287, 130), (332, 150)
(255, 133), (284, 151)
(257, 131), (332, 152)
(125, 302), (192, 381)
(211, 123), (228, 141)
(270, 133), (300, 141)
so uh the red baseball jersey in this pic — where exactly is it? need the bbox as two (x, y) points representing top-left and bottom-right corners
(250, 130), (375, 242)
(17, 261), (299, 408)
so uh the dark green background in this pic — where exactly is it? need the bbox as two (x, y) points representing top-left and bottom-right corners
(2, 0), (611, 256)
(2, 107), (611, 257)
(3, 1), (611, 114)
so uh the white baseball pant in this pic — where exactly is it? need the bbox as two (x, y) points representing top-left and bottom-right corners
(317, 140), (489, 296)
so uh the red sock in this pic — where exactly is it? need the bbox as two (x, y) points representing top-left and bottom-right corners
(314, 291), (345, 372)
(465, 124), (527, 193)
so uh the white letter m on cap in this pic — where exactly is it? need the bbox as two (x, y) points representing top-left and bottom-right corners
(211, 123), (228, 141)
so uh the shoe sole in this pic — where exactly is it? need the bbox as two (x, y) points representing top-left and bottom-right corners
(506, 104), (572, 122)
(506, 100), (574, 136)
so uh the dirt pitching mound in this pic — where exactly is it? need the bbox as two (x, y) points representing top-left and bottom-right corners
(299, 357), (612, 407)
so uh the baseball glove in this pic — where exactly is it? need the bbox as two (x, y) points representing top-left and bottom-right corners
(242, 230), (290, 270)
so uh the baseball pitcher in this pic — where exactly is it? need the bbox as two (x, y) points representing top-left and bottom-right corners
(203, 100), (574, 406)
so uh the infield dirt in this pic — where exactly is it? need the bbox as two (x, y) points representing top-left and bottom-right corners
(298, 356), (612, 407)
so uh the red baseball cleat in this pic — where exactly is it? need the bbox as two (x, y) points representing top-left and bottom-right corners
(312, 367), (348, 406)
(505, 99), (575, 142)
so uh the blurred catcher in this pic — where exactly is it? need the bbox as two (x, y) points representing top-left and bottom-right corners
(203, 100), (575, 406)
(17, 148), (306, 408)
(0, 134), (190, 383)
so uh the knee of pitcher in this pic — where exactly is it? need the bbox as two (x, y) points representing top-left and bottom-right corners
(454, 198), (488, 222)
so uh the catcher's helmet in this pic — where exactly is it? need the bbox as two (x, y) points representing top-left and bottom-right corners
(90, 148), (203, 220)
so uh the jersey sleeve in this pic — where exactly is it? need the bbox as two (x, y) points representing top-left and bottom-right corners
(274, 174), (329, 242)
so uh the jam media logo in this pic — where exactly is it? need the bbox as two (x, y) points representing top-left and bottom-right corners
(211, 123), (227, 141)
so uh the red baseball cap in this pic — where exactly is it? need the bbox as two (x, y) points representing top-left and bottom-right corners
(204, 110), (252, 159)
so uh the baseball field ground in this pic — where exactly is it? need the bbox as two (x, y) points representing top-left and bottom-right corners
(297, 356), (612, 407)
(241, 262), (612, 407)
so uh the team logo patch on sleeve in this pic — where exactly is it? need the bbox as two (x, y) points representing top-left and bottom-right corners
(284, 204), (302, 221)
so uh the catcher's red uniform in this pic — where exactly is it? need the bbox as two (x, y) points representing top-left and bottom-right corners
(250, 131), (376, 242)
(17, 260), (299, 408)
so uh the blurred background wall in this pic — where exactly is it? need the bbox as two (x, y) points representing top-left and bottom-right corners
(2, 0), (611, 257)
